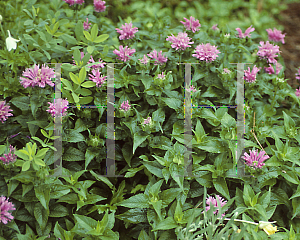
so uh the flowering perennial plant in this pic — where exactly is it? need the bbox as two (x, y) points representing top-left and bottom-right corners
(147, 49), (168, 65)
(235, 25), (255, 39)
(46, 98), (69, 118)
(211, 24), (219, 31)
(0, 101), (13, 123)
(192, 43), (220, 62)
(119, 100), (131, 112)
(89, 69), (107, 87)
(139, 55), (149, 65)
(157, 72), (166, 80)
(244, 65), (261, 83)
(94, 0), (106, 12)
(116, 22), (138, 40)
(203, 195), (228, 217)
(296, 67), (300, 80)
(113, 45), (136, 62)
(295, 88), (300, 97)
(20, 64), (55, 88)
(83, 18), (91, 30)
(0, 145), (17, 165)
(180, 16), (201, 33)
(257, 41), (281, 64)
(264, 62), (283, 75)
(0, 196), (16, 225)
(242, 149), (270, 169)
(166, 32), (194, 51)
(5, 30), (20, 51)
(266, 28), (286, 44)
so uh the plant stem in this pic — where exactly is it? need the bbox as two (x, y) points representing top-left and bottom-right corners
(270, 86), (278, 109)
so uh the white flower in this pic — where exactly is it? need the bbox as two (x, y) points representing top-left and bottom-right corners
(0, 15), (2, 22)
(224, 33), (230, 38)
(6, 30), (20, 51)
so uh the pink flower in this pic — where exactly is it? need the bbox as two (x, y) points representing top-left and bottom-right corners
(20, 64), (55, 88)
(46, 98), (69, 118)
(76, 0), (84, 4)
(0, 196), (16, 224)
(295, 67), (300, 80)
(295, 88), (300, 97)
(63, 0), (75, 6)
(157, 72), (166, 79)
(83, 18), (91, 30)
(257, 41), (281, 64)
(192, 43), (220, 62)
(244, 65), (261, 83)
(116, 22), (138, 40)
(180, 16), (201, 33)
(236, 25), (255, 38)
(94, 0), (106, 12)
(72, 52), (85, 65)
(88, 69), (107, 87)
(147, 49), (168, 65)
(139, 55), (149, 64)
(119, 100), (131, 112)
(0, 101), (13, 123)
(0, 145), (17, 165)
(88, 56), (106, 69)
(113, 45), (135, 62)
(223, 68), (231, 74)
(143, 117), (151, 125)
(264, 62), (282, 75)
(202, 195), (228, 217)
(186, 85), (197, 93)
(211, 24), (219, 31)
(242, 149), (270, 169)
(266, 28), (286, 44)
(166, 32), (194, 51)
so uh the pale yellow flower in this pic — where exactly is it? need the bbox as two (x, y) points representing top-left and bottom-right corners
(259, 221), (278, 235)
(6, 30), (20, 51)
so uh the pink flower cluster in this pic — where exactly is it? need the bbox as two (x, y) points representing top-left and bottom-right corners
(266, 28), (286, 44)
(46, 98), (69, 118)
(203, 195), (228, 217)
(192, 43), (220, 62)
(257, 41), (281, 64)
(89, 69), (107, 87)
(157, 72), (166, 80)
(236, 25), (255, 39)
(113, 46), (136, 62)
(296, 88), (300, 97)
(264, 62), (282, 75)
(166, 32), (194, 51)
(244, 65), (261, 83)
(143, 117), (151, 125)
(116, 22), (138, 40)
(0, 101), (13, 123)
(83, 18), (91, 30)
(296, 68), (300, 80)
(138, 50), (168, 65)
(211, 24), (219, 31)
(180, 16), (201, 33)
(20, 64), (55, 89)
(94, 0), (106, 12)
(242, 149), (270, 169)
(0, 196), (16, 224)
(62, 0), (84, 6)
(0, 145), (17, 165)
(119, 100), (131, 112)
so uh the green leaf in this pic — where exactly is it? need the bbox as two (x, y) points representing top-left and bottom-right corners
(194, 119), (207, 143)
(79, 96), (93, 105)
(61, 34), (77, 45)
(116, 208), (148, 224)
(213, 177), (230, 200)
(34, 202), (49, 232)
(49, 204), (69, 217)
(161, 97), (182, 110)
(61, 78), (73, 90)
(72, 91), (80, 103)
(195, 138), (227, 153)
(22, 161), (31, 171)
(35, 148), (49, 159)
(138, 229), (152, 240)
(52, 22), (59, 35)
(74, 214), (95, 231)
(117, 193), (149, 208)
(90, 170), (114, 189)
(142, 161), (164, 178)
(75, 20), (84, 41)
(34, 185), (50, 210)
(93, 34), (109, 43)
(90, 24), (98, 41)
(169, 163), (184, 191)
(63, 147), (85, 161)
(292, 198), (300, 219)
(83, 31), (92, 41)
(81, 81), (96, 88)
(34, 158), (46, 166)
(152, 217), (178, 231)
(70, 72), (80, 85)
(7, 180), (19, 197)
(282, 171), (300, 185)
(221, 112), (236, 129)
(85, 148), (98, 169)
(87, 45), (95, 54)
(133, 131), (149, 155)
(78, 67), (86, 84)
(0, 145), (6, 155)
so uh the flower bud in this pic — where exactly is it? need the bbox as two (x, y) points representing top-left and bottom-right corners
(0, 15), (3, 22)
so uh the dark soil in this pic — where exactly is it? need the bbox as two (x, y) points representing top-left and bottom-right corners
(277, 2), (300, 89)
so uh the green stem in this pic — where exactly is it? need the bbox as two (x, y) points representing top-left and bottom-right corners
(270, 86), (278, 109)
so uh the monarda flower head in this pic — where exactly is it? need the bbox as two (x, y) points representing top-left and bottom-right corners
(295, 67), (300, 80)
(83, 18), (91, 30)
(244, 65), (261, 83)
(166, 32), (194, 51)
(203, 195), (228, 217)
(180, 16), (201, 33)
(0, 101), (13, 123)
(119, 100), (131, 112)
(264, 62), (282, 75)
(0, 145), (17, 165)
(94, 0), (106, 12)
(116, 22), (138, 40)
(192, 43), (220, 62)
(89, 69), (107, 87)
(0, 196), (16, 224)
(20, 64), (55, 88)
(113, 45), (136, 62)
(139, 55), (149, 65)
(46, 98), (69, 118)
(266, 28), (286, 44)
(236, 25), (255, 39)
(242, 149), (270, 169)
(147, 49), (168, 65)
(257, 41), (281, 64)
